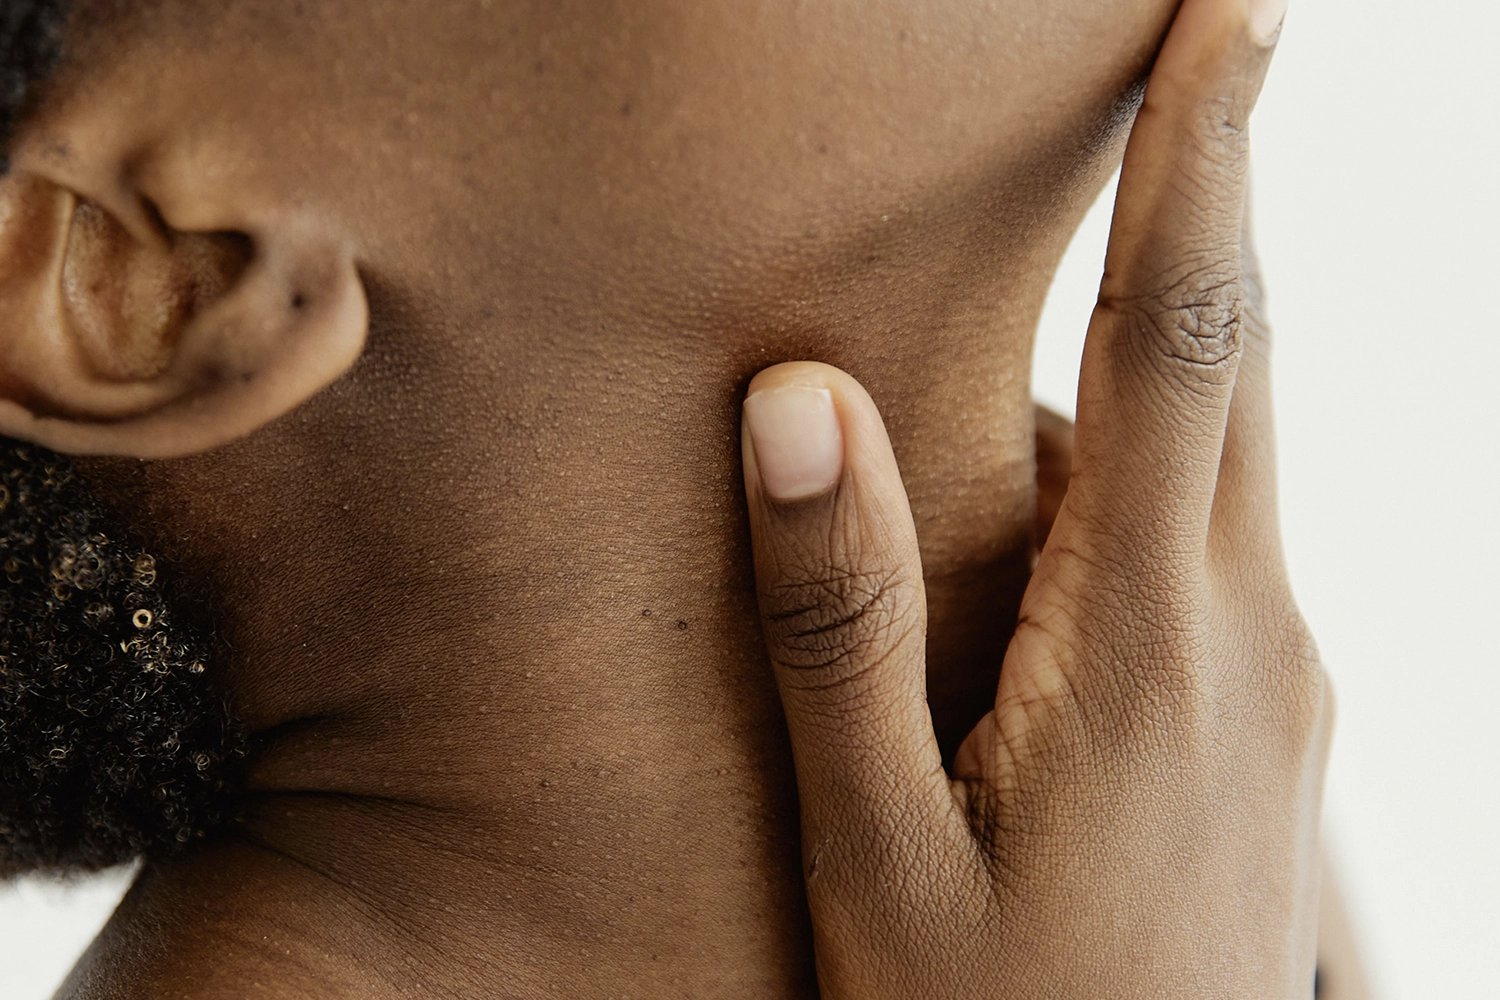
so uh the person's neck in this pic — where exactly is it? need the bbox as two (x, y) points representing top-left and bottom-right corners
(64, 190), (1087, 996)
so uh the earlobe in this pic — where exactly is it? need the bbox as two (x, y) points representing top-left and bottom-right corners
(0, 171), (367, 459)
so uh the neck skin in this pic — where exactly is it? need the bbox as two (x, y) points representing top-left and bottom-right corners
(36, 1), (1158, 994)
(63, 193), (1098, 1000)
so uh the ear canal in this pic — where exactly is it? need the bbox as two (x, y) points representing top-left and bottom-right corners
(61, 197), (252, 386)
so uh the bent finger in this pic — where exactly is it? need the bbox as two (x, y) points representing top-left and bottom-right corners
(741, 362), (949, 841)
(1066, 0), (1284, 572)
(1034, 403), (1075, 551)
(1208, 205), (1287, 581)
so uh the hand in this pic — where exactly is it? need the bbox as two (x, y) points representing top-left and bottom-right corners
(1032, 402), (1074, 550)
(737, 0), (1330, 996)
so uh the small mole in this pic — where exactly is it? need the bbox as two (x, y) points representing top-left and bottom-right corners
(540, 779), (551, 788)
(641, 609), (651, 617)
(291, 292), (307, 310)
(676, 620), (688, 630)
(620, 101), (632, 117)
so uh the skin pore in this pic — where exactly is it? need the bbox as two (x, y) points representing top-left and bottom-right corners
(0, 0), (1229, 995)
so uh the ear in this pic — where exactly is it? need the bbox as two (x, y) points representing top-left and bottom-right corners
(0, 164), (367, 459)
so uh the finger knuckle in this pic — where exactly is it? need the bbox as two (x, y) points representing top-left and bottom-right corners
(1147, 88), (1252, 175)
(1199, 93), (1253, 158)
(1168, 609), (1328, 760)
(1269, 616), (1330, 750)
(1102, 263), (1245, 388)
(760, 566), (914, 683)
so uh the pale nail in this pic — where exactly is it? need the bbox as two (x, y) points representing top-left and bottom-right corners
(1250, 0), (1288, 41)
(743, 385), (844, 502)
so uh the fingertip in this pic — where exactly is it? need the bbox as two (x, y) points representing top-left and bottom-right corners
(744, 360), (848, 399)
(1152, 0), (1283, 99)
(742, 362), (891, 505)
(743, 382), (844, 503)
(1250, 0), (1289, 45)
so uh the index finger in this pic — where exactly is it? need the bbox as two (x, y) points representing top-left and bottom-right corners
(1064, 0), (1284, 574)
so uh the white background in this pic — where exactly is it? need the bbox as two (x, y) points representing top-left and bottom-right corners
(3, 0), (1497, 996)
(1032, 2), (1500, 995)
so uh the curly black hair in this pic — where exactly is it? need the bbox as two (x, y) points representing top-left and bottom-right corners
(1, 0), (72, 173)
(0, 438), (244, 876)
(2, 1), (247, 876)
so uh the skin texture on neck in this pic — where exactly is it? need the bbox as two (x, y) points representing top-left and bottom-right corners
(3, 0), (1182, 995)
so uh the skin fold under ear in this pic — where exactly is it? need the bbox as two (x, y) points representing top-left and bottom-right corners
(0, 168), (367, 459)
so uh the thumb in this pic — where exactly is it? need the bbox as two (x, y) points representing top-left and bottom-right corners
(1033, 403), (1075, 550)
(741, 362), (948, 845)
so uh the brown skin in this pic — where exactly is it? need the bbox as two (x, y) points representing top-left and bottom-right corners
(740, 1), (1334, 996)
(0, 0), (1359, 996)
